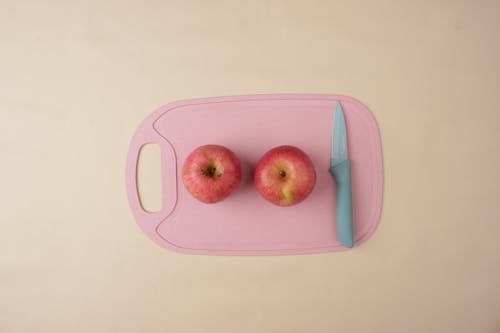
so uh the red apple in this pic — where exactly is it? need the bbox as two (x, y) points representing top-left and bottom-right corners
(182, 145), (242, 204)
(254, 145), (316, 206)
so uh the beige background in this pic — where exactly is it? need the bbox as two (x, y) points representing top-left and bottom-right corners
(2, 0), (500, 332)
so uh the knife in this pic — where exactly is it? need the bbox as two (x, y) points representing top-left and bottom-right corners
(329, 101), (354, 248)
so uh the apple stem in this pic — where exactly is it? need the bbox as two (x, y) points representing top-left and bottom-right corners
(279, 170), (286, 178)
(202, 166), (220, 178)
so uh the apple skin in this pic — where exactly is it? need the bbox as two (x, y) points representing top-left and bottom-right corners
(254, 145), (316, 207)
(182, 145), (242, 204)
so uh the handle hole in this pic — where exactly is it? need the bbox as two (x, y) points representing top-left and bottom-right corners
(137, 144), (162, 213)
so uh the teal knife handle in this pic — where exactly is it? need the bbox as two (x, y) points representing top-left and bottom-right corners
(330, 159), (354, 248)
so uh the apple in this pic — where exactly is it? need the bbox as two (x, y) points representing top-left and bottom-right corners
(182, 145), (242, 204)
(254, 145), (316, 206)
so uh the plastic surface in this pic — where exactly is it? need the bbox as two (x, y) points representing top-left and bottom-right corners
(330, 160), (354, 248)
(126, 94), (383, 255)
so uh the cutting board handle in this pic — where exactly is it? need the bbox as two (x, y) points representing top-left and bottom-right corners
(126, 120), (178, 237)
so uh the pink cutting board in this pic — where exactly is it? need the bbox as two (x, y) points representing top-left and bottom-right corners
(126, 94), (382, 255)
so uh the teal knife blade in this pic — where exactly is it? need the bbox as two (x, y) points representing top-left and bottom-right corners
(329, 102), (354, 248)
